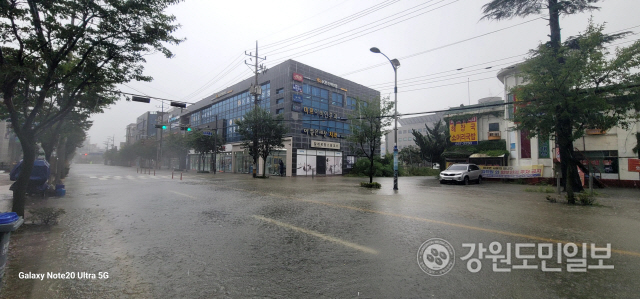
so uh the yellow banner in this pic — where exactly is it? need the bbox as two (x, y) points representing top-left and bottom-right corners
(449, 116), (478, 145)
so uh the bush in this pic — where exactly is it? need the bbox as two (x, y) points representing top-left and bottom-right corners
(576, 192), (597, 205)
(360, 182), (382, 188)
(28, 207), (66, 225)
(400, 166), (440, 176)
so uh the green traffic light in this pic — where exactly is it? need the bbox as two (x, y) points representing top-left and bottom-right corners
(187, 127), (192, 131)
(162, 125), (167, 130)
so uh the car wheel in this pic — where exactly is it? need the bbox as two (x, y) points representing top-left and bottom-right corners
(440, 180), (445, 184)
(477, 176), (482, 184)
(463, 176), (469, 185)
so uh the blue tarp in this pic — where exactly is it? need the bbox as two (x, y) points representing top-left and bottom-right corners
(10, 159), (50, 182)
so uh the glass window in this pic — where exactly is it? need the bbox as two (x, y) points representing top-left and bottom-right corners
(320, 89), (328, 99)
(489, 123), (500, 131)
(276, 108), (284, 114)
(276, 98), (284, 104)
(332, 93), (343, 106)
(276, 88), (284, 94)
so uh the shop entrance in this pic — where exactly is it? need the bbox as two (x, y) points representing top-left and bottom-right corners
(316, 156), (326, 175)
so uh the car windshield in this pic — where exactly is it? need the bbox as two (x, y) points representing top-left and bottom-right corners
(447, 165), (468, 171)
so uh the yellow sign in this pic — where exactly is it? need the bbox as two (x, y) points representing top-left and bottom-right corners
(449, 116), (478, 145)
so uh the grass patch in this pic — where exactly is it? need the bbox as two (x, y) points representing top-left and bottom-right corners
(360, 182), (381, 189)
(525, 186), (555, 193)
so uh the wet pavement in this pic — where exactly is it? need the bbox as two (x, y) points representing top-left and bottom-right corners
(2, 164), (640, 298)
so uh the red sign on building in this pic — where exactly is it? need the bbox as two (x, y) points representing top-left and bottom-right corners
(628, 159), (640, 172)
(293, 72), (304, 82)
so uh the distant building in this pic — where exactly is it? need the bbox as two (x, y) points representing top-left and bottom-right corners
(384, 113), (444, 154)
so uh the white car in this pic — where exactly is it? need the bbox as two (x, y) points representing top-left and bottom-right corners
(439, 163), (482, 185)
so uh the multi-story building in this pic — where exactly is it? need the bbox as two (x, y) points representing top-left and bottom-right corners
(181, 59), (380, 176)
(384, 113), (445, 154)
(135, 111), (166, 142)
(497, 64), (640, 185)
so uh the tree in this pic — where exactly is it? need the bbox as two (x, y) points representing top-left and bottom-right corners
(187, 131), (224, 173)
(512, 22), (640, 202)
(237, 107), (288, 177)
(481, 0), (600, 49)
(163, 132), (191, 170)
(347, 97), (394, 184)
(399, 145), (422, 167)
(411, 120), (450, 170)
(0, 1), (183, 216)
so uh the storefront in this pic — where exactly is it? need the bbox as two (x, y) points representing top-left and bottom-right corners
(296, 149), (342, 176)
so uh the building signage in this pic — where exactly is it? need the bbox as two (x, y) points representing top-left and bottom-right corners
(292, 104), (302, 112)
(292, 94), (303, 103)
(215, 90), (233, 98)
(479, 165), (543, 178)
(311, 140), (340, 149)
(303, 106), (339, 119)
(169, 116), (180, 123)
(293, 83), (303, 93)
(316, 78), (338, 89)
(302, 128), (342, 138)
(628, 159), (640, 172)
(339, 88), (348, 92)
(293, 72), (304, 82)
(449, 116), (478, 145)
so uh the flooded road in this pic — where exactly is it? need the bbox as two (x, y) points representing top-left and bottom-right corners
(4, 164), (640, 298)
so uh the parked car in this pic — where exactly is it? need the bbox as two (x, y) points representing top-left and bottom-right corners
(439, 163), (482, 185)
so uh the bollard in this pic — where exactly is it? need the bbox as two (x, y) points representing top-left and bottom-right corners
(180, 172), (183, 180)
(589, 173), (593, 193)
(137, 168), (139, 173)
(172, 171), (174, 179)
(154, 170), (155, 176)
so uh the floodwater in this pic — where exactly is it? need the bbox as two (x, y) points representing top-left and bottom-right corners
(3, 164), (640, 298)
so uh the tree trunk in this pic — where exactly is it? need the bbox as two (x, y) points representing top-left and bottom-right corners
(547, 0), (562, 49)
(56, 136), (67, 185)
(262, 155), (267, 178)
(12, 133), (37, 217)
(369, 157), (374, 184)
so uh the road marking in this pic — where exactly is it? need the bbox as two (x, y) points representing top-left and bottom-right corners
(218, 186), (640, 258)
(252, 215), (378, 255)
(170, 191), (197, 199)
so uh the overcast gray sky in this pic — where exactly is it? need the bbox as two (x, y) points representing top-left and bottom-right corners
(87, 0), (640, 149)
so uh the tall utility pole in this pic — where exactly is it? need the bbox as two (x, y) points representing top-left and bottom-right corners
(245, 41), (267, 178)
(156, 101), (165, 170)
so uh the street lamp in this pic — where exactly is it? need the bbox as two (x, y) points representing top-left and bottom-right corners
(370, 47), (400, 190)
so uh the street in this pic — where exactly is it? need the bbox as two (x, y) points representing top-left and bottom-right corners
(3, 164), (640, 298)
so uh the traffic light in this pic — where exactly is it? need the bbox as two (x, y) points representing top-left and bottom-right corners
(84, 153), (88, 156)
(180, 126), (192, 131)
(154, 124), (167, 129)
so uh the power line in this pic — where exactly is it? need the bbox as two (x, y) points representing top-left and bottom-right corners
(265, 0), (441, 56)
(340, 17), (544, 77)
(264, 0), (461, 66)
(260, 0), (401, 51)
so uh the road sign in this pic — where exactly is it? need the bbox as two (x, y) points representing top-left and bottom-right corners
(203, 131), (212, 136)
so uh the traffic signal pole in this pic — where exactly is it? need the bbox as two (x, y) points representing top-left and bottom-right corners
(245, 41), (267, 178)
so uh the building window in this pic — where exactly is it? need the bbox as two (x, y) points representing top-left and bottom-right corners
(489, 123), (500, 131)
(332, 93), (343, 106)
(346, 97), (357, 110)
(520, 130), (531, 159)
(276, 108), (284, 114)
(276, 88), (284, 94)
(276, 98), (284, 104)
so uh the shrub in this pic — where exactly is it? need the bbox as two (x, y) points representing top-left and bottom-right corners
(28, 207), (66, 225)
(576, 192), (597, 205)
(360, 182), (381, 189)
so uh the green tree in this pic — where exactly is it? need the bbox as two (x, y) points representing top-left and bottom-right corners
(347, 97), (394, 184)
(188, 131), (224, 173)
(163, 132), (191, 170)
(512, 22), (640, 202)
(412, 120), (449, 170)
(237, 107), (288, 177)
(399, 145), (422, 166)
(0, 0), (183, 216)
(481, 0), (600, 49)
